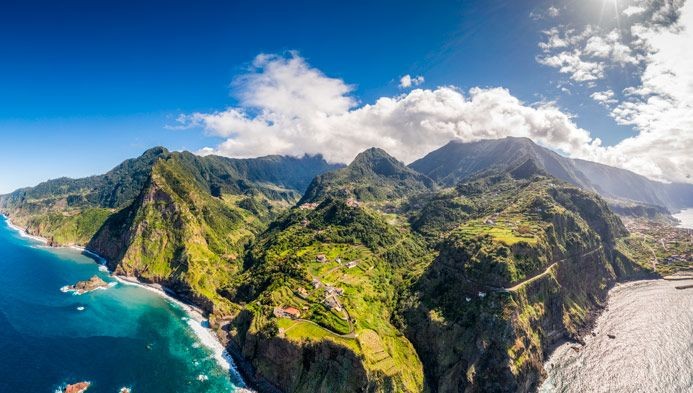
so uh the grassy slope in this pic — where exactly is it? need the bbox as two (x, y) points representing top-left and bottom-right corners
(224, 199), (430, 392)
(400, 174), (648, 392)
(90, 153), (286, 314)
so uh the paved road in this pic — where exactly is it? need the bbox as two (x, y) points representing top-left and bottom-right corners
(491, 245), (604, 293)
(283, 317), (356, 338)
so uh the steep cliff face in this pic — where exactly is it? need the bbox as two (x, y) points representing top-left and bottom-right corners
(88, 153), (290, 313)
(1, 142), (661, 393)
(220, 198), (429, 392)
(399, 175), (647, 392)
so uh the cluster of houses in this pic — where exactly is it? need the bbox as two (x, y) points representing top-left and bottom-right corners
(274, 252), (357, 322)
(324, 285), (344, 312)
(299, 202), (319, 210)
(315, 253), (359, 269)
(307, 277), (346, 312)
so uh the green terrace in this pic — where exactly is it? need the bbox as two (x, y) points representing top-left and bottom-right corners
(257, 234), (424, 391)
(455, 216), (542, 246)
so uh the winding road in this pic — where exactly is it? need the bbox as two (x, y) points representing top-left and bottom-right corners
(491, 245), (604, 293)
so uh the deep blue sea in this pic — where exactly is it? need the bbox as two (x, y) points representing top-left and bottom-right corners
(0, 216), (245, 392)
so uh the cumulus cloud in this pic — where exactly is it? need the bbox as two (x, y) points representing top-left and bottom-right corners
(533, 0), (692, 183)
(606, 1), (693, 182)
(179, 49), (690, 182)
(537, 25), (638, 82)
(399, 74), (425, 88)
(530, 5), (560, 20)
(178, 52), (603, 165)
(623, 5), (646, 17)
(537, 50), (605, 82)
(590, 90), (617, 106)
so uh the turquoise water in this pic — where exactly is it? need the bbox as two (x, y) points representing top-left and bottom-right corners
(0, 216), (244, 392)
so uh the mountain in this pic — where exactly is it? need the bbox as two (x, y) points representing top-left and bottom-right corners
(409, 137), (594, 190)
(219, 166), (651, 392)
(0, 148), (340, 312)
(571, 158), (693, 210)
(410, 137), (693, 211)
(0, 141), (673, 392)
(300, 147), (434, 204)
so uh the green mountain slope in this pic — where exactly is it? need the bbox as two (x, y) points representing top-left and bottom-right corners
(410, 137), (693, 211)
(399, 173), (648, 392)
(0, 141), (664, 393)
(300, 147), (434, 204)
(220, 198), (431, 392)
(0, 148), (340, 313)
(211, 151), (648, 392)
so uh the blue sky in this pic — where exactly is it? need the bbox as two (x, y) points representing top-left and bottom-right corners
(1, 0), (691, 193)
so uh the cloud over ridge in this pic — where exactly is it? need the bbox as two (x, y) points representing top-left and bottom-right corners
(179, 50), (690, 184)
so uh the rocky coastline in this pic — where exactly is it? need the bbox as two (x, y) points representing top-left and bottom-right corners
(1, 213), (254, 392)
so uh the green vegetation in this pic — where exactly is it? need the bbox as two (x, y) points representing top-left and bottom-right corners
(21, 207), (113, 245)
(0, 142), (666, 393)
(300, 147), (434, 203)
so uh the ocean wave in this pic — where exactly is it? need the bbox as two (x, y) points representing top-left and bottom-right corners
(184, 319), (248, 388)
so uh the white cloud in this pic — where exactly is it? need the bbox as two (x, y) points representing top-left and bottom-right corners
(399, 74), (425, 88)
(177, 52), (690, 183)
(623, 5), (646, 17)
(537, 50), (605, 82)
(533, 0), (692, 183)
(548, 6), (560, 18)
(537, 26), (639, 83)
(605, 1), (693, 182)
(590, 90), (617, 106)
(530, 5), (560, 20)
(584, 30), (638, 64)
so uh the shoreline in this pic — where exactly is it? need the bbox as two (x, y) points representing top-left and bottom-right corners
(0, 213), (252, 392)
(538, 275), (665, 391)
(539, 277), (692, 392)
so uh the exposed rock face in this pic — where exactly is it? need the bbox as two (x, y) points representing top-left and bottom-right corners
(1, 141), (676, 393)
(64, 381), (90, 393)
(63, 276), (108, 294)
(237, 331), (369, 393)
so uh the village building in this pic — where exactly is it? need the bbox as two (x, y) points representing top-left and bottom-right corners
(346, 261), (359, 269)
(326, 285), (344, 296)
(346, 198), (360, 208)
(296, 287), (309, 298)
(273, 306), (301, 319)
(316, 254), (327, 262)
(324, 295), (343, 312)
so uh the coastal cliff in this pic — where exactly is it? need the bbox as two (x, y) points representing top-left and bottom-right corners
(0, 141), (672, 393)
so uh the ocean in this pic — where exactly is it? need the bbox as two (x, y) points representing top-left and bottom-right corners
(673, 208), (693, 229)
(540, 279), (693, 392)
(0, 216), (245, 392)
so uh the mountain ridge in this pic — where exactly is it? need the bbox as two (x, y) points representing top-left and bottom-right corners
(410, 137), (692, 211)
(0, 139), (684, 393)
